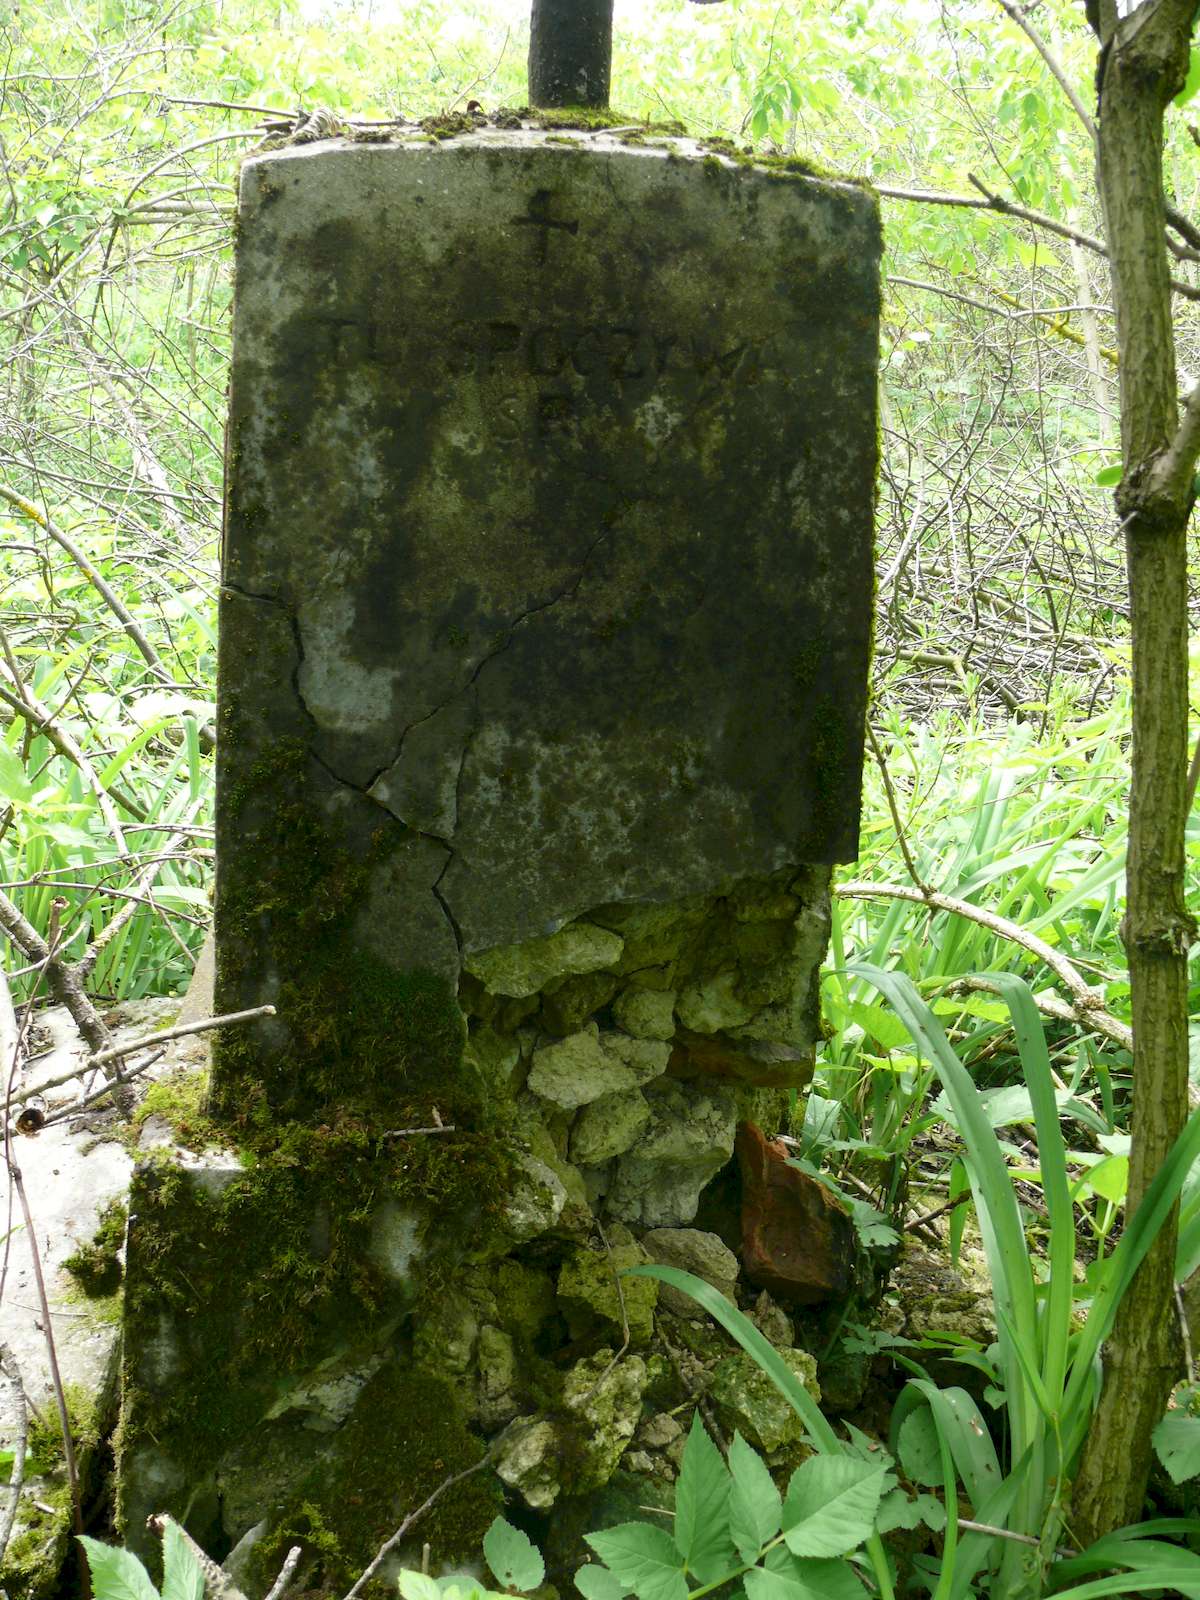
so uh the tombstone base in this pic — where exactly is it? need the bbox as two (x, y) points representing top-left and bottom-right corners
(118, 872), (850, 1595)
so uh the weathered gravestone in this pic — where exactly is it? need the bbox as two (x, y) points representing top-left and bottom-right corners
(118, 118), (879, 1593)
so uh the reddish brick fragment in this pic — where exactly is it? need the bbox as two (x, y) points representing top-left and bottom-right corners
(736, 1121), (854, 1305)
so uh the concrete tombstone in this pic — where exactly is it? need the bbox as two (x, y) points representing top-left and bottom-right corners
(118, 119), (880, 1590)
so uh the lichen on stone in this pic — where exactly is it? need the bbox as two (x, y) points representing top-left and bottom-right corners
(465, 923), (624, 998)
(708, 1347), (820, 1457)
(557, 1226), (658, 1347)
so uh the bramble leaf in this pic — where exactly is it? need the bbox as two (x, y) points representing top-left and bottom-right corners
(1153, 1410), (1200, 1485)
(781, 1457), (887, 1558)
(749, 1546), (866, 1600)
(574, 1563), (629, 1600)
(584, 1524), (687, 1600)
(484, 1517), (545, 1593)
(160, 1522), (204, 1600)
(673, 1415), (735, 1581)
(728, 1431), (782, 1564)
(76, 1538), (159, 1600)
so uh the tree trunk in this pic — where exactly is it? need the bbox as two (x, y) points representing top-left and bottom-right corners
(1071, 0), (1198, 1544)
(528, 0), (613, 108)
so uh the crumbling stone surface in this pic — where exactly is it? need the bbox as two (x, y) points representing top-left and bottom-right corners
(570, 1087), (652, 1165)
(557, 1226), (658, 1346)
(500, 1153), (568, 1243)
(608, 1078), (737, 1227)
(494, 1419), (562, 1510)
(612, 986), (676, 1041)
(528, 1024), (667, 1109)
(709, 1347), (820, 1457)
(492, 1350), (648, 1512)
(642, 1228), (740, 1318)
(737, 1120), (855, 1304)
(563, 1350), (649, 1493)
(465, 923), (624, 998)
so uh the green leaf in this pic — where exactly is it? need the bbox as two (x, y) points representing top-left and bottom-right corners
(845, 1001), (912, 1052)
(747, 1547), (866, 1600)
(575, 1564), (629, 1600)
(848, 1200), (899, 1250)
(0, 745), (33, 804)
(1177, 45), (1200, 106)
(399, 1575), (443, 1600)
(160, 1522), (204, 1600)
(875, 1487), (946, 1534)
(781, 1457), (887, 1558)
(1153, 1411), (1200, 1485)
(673, 1414), (734, 1580)
(76, 1538), (160, 1600)
(896, 1407), (942, 1489)
(728, 1431), (782, 1564)
(483, 1516), (545, 1593)
(584, 1524), (687, 1600)
(1094, 463), (1123, 487)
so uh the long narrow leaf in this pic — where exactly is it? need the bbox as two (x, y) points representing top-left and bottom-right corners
(847, 965), (1040, 1461)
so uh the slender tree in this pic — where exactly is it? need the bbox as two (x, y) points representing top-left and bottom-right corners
(1070, 0), (1200, 1541)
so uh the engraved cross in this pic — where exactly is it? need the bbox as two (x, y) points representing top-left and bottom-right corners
(512, 188), (580, 263)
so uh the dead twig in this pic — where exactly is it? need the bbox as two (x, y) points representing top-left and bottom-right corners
(147, 1515), (248, 1600)
(865, 724), (932, 893)
(0, 888), (133, 1114)
(263, 1545), (304, 1600)
(835, 879), (1120, 1036)
(86, 1004), (275, 1069)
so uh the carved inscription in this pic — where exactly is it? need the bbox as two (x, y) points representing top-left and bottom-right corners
(510, 188), (580, 263)
(302, 313), (764, 382)
(297, 312), (773, 454)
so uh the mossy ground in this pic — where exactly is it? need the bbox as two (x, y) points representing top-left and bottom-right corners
(240, 1367), (498, 1595)
(2, 1384), (107, 1599)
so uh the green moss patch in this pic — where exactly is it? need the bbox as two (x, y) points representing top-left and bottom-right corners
(131, 1069), (228, 1152)
(3, 1384), (107, 1599)
(240, 1367), (498, 1595)
(64, 1199), (127, 1297)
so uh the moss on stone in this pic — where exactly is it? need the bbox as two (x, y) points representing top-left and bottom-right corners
(3, 1385), (105, 1598)
(64, 1198), (127, 1296)
(118, 1114), (518, 1548)
(419, 111), (483, 139)
(213, 739), (475, 1136)
(240, 1366), (499, 1595)
(131, 1069), (228, 1152)
(509, 106), (685, 134)
(696, 135), (875, 194)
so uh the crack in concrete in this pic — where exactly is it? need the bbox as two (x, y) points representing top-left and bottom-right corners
(223, 580), (464, 955)
(431, 859), (464, 958)
(225, 520), (620, 962)
(363, 520), (619, 824)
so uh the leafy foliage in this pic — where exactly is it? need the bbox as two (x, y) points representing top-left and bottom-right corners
(580, 1421), (876, 1600)
(78, 1526), (203, 1600)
